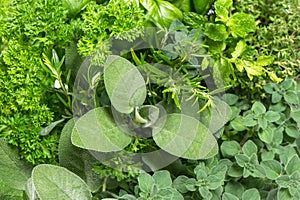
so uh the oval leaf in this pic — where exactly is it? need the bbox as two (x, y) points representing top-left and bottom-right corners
(59, 119), (101, 192)
(32, 164), (92, 200)
(71, 107), (131, 152)
(153, 113), (218, 160)
(104, 55), (146, 114)
(0, 139), (32, 191)
(140, 0), (183, 28)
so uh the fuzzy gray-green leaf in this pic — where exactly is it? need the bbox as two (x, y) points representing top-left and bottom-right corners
(104, 55), (146, 114)
(71, 107), (131, 152)
(153, 113), (218, 160)
(32, 164), (92, 200)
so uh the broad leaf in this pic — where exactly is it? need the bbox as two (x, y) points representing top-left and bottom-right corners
(242, 188), (260, 200)
(153, 113), (218, 160)
(59, 119), (101, 192)
(62, 0), (91, 17)
(286, 155), (300, 175)
(153, 170), (172, 189)
(252, 102), (266, 115)
(204, 23), (228, 41)
(71, 107), (131, 152)
(256, 56), (274, 66)
(261, 160), (282, 180)
(284, 91), (299, 104)
(200, 97), (232, 134)
(140, 0), (183, 28)
(138, 173), (154, 193)
(104, 55), (146, 114)
(222, 192), (239, 200)
(227, 12), (256, 38)
(0, 179), (23, 200)
(242, 140), (257, 157)
(0, 138), (32, 191)
(221, 141), (240, 157)
(32, 164), (92, 200)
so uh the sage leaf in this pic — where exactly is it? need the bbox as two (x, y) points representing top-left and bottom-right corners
(0, 138), (32, 191)
(32, 164), (92, 200)
(252, 102), (266, 115)
(71, 107), (131, 152)
(153, 170), (172, 189)
(153, 113), (218, 160)
(285, 126), (300, 138)
(104, 55), (146, 114)
(58, 119), (101, 192)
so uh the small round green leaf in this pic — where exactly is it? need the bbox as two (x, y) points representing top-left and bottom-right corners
(261, 160), (282, 180)
(153, 114), (218, 160)
(284, 91), (299, 105)
(104, 55), (146, 114)
(285, 126), (300, 138)
(258, 128), (273, 144)
(265, 111), (281, 122)
(251, 102), (266, 115)
(242, 140), (257, 157)
(71, 107), (131, 152)
(32, 164), (92, 200)
(221, 141), (241, 157)
(242, 188), (260, 200)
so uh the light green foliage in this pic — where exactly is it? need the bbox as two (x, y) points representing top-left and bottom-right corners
(77, 0), (145, 65)
(0, 0), (79, 164)
(140, 0), (183, 28)
(0, 42), (59, 164)
(234, 0), (300, 79)
(104, 56), (147, 114)
(0, 0), (74, 50)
